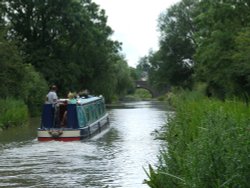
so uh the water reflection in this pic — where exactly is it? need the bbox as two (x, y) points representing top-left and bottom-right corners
(0, 101), (169, 188)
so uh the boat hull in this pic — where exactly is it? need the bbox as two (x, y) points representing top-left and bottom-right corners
(38, 114), (109, 142)
(38, 136), (81, 142)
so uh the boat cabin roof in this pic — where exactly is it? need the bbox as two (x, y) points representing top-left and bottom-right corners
(58, 96), (103, 105)
(78, 96), (102, 104)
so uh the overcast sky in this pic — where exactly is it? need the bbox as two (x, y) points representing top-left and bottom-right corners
(93, 0), (180, 67)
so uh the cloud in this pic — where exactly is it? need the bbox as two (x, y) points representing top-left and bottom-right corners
(93, 0), (180, 67)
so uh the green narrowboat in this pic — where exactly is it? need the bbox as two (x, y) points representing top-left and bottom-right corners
(38, 96), (109, 141)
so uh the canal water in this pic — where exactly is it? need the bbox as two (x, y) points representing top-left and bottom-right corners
(0, 101), (169, 188)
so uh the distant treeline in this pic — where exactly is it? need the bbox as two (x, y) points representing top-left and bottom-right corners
(137, 0), (250, 102)
(0, 0), (139, 119)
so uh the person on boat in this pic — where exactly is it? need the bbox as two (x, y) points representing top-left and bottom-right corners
(45, 85), (59, 127)
(60, 92), (76, 127)
(46, 85), (58, 105)
(79, 89), (89, 98)
(68, 92), (77, 104)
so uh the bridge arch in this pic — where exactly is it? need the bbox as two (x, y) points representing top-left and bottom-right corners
(135, 87), (154, 98)
(135, 80), (165, 98)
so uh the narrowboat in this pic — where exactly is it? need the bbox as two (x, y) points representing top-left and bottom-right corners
(38, 96), (109, 141)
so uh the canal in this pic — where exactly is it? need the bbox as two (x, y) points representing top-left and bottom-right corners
(0, 101), (169, 188)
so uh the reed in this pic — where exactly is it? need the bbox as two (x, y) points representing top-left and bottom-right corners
(145, 91), (250, 187)
(0, 98), (29, 129)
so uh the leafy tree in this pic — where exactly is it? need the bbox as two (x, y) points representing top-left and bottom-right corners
(230, 28), (250, 102)
(21, 64), (48, 116)
(2, 0), (128, 100)
(114, 56), (134, 98)
(136, 56), (151, 80)
(146, 50), (166, 89)
(0, 30), (26, 99)
(194, 0), (250, 99)
(0, 29), (48, 115)
(147, 0), (250, 100)
(129, 67), (140, 81)
(147, 0), (198, 90)
(0, 0), (4, 27)
(90, 53), (133, 102)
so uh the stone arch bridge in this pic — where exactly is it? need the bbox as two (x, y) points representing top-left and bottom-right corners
(135, 80), (170, 98)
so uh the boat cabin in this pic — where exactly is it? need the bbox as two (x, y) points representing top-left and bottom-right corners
(41, 96), (106, 129)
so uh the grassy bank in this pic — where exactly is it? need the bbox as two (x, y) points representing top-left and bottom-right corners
(123, 88), (152, 101)
(0, 98), (29, 130)
(145, 91), (250, 187)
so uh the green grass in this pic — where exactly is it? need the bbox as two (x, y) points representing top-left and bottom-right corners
(0, 98), (29, 129)
(123, 89), (152, 101)
(145, 91), (250, 187)
(133, 88), (152, 99)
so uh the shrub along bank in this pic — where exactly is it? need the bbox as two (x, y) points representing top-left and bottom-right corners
(145, 91), (250, 187)
(0, 99), (29, 130)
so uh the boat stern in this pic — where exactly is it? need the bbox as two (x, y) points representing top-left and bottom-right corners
(37, 129), (81, 142)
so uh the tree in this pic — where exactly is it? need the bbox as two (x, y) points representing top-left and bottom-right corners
(0, 29), (47, 115)
(2, 0), (131, 100)
(114, 56), (134, 98)
(194, 0), (250, 99)
(0, 30), (25, 99)
(129, 67), (140, 81)
(148, 0), (198, 90)
(137, 56), (151, 79)
(231, 28), (250, 100)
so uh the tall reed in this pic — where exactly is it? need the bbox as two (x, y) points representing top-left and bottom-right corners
(145, 91), (250, 187)
(0, 98), (29, 129)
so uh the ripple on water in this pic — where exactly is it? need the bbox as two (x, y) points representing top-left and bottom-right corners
(0, 101), (169, 188)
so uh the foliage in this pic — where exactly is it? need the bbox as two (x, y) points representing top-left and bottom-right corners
(21, 64), (48, 116)
(129, 67), (140, 81)
(144, 1), (250, 179)
(136, 55), (151, 81)
(0, 0), (134, 128)
(194, 0), (250, 99)
(145, 0), (198, 89)
(0, 98), (29, 129)
(0, 30), (48, 116)
(145, 91), (250, 187)
(140, 0), (250, 100)
(231, 28), (250, 101)
(114, 56), (134, 98)
(134, 88), (152, 99)
(1, 0), (132, 101)
(0, 30), (24, 99)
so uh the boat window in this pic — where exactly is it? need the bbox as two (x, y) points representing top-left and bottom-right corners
(88, 104), (95, 123)
(91, 104), (97, 121)
(101, 101), (105, 114)
(89, 105), (93, 122)
(95, 103), (99, 118)
(81, 100), (105, 125)
(77, 106), (86, 128)
(85, 106), (90, 123)
(94, 103), (98, 119)
(98, 103), (102, 116)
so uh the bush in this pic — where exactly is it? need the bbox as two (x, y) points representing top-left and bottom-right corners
(0, 98), (29, 129)
(20, 64), (48, 116)
(145, 91), (250, 187)
(0, 32), (48, 116)
(134, 88), (152, 99)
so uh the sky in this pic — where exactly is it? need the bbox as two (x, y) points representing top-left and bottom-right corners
(93, 0), (180, 67)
